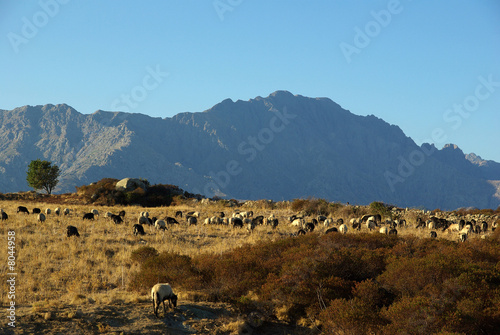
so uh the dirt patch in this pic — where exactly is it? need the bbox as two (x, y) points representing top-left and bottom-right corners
(1, 298), (314, 335)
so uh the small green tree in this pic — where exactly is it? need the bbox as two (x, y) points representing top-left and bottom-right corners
(26, 159), (60, 194)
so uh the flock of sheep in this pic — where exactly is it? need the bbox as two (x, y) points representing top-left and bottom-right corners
(2, 202), (499, 318)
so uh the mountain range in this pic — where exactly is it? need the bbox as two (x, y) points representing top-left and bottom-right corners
(1, 91), (499, 210)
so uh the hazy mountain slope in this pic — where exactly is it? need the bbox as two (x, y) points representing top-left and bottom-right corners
(0, 92), (498, 209)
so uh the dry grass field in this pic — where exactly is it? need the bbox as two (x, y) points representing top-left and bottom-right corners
(0, 196), (498, 334)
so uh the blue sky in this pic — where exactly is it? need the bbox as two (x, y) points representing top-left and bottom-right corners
(2, 0), (500, 162)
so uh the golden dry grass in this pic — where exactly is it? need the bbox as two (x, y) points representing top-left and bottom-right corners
(0, 199), (495, 310)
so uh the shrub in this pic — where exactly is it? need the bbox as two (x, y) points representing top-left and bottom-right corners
(369, 201), (392, 218)
(290, 198), (340, 216)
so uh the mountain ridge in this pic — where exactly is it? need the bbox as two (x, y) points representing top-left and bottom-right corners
(0, 91), (499, 210)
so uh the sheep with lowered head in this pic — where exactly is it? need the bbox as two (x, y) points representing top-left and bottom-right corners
(151, 283), (178, 317)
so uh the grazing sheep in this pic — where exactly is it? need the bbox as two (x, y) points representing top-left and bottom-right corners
(325, 227), (338, 234)
(427, 220), (435, 230)
(166, 217), (179, 225)
(397, 219), (407, 228)
(17, 206), (29, 214)
(175, 211), (183, 218)
(366, 219), (376, 231)
(481, 221), (488, 233)
(430, 231), (437, 239)
(133, 224), (145, 236)
(63, 208), (70, 216)
(379, 226), (388, 234)
(111, 214), (123, 224)
(324, 218), (333, 227)
(388, 228), (398, 235)
(296, 229), (306, 236)
(1, 211), (8, 220)
(45, 208), (51, 215)
(151, 283), (178, 317)
(232, 217), (243, 228)
(37, 213), (46, 223)
(247, 221), (256, 233)
(317, 215), (327, 222)
(118, 210), (126, 217)
(270, 218), (279, 229)
(291, 218), (305, 228)
(253, 216), (264, 225)
(459, 233), (467, 243)
(32, 208), (41, 214)
(460, 226), (472, 236)
(91, 209), (99, 217)
(187, 216), (197, 225)
(155, 220), (167, 230)
(82, 213), (95, 221)
(54, 207), (61, 216)
(140, 211), (149, 218)
(415, 217), (425, 229)
(67, 226), (80, 237)
(305, 222), (315, 232)
(138, 216), (150, 225)
(350, 218), (360, 230)
(339, 223), (348, 234)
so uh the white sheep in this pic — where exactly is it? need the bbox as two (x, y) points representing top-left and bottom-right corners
(63, 208), (70, 216)
(140, 211), (149, 218)
(446, 223), (459, 233)
(366, 219), (376, 231)
(151, 283), (178, 317)
(54, 207), (61, 216)
(427, 220), (435, 230)
(324, 218), (333, 227)
(339, 223), (348, 234)
(291, 218), (305, 228)
(155, 220), (166, 230)
(379, 226), (388, 234)
(45, 208), (51, 215)
(37, 213), (46, 223)
(138, 216), (150, 225)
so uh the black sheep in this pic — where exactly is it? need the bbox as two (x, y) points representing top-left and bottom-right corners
(67, 226), (80, 237)
(133, 224), (145, 236)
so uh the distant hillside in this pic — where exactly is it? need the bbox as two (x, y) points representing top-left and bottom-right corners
(0, 91), (499, 210)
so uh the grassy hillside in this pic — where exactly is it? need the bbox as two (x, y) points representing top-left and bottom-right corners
(0, 196), (499, 334)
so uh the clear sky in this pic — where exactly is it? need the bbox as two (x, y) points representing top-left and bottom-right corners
(2, 1), (500, 162)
